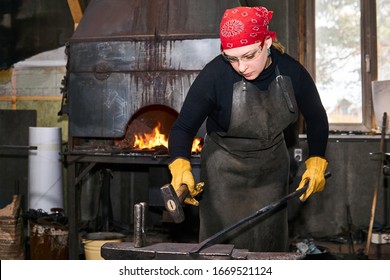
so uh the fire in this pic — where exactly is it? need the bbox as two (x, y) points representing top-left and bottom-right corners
(133, 122), (202, 153)
(191, 137), (202, 153)
(133, 123), (168, 149)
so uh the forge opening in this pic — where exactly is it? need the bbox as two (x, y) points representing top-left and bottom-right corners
(114, 104), (178, 153)
(114, 104), (203, 154)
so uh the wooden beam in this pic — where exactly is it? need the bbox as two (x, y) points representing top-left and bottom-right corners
(67, 0), (83, 30)
(0, 96), (62, 101)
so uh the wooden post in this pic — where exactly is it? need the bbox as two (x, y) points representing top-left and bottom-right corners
(67, 0), (83, 30)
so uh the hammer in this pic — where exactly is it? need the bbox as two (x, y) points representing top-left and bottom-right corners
(160, 183), (189, 223)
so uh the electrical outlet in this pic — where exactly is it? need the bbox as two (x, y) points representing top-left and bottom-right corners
(294, 148), (302, 162)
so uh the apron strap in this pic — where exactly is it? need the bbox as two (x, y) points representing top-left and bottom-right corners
(275, 65), (296, 113)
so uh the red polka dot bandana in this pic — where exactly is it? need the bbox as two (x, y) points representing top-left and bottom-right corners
(220, 6), (276, 50)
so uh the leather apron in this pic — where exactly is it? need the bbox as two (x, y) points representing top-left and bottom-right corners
(199, 66), (298, 252)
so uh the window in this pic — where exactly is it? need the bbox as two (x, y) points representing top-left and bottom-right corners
(377, 0), (390, 80)
(306, 0), (387, 131)
(315, 0), (362, 124)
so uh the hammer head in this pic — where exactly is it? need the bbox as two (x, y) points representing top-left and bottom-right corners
(160, 184), (185, 223)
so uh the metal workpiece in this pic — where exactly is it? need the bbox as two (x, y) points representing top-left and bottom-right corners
(133, 202), (147, 248)
(231, 250), (304, 260)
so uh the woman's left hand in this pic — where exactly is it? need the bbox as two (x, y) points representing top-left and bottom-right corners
(296, 157), (328, 201)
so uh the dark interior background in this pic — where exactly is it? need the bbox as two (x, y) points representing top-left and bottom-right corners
(0, 0), (90, 69)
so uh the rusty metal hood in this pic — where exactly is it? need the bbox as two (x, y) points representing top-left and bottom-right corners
(63, 0), (240, 139)
(70, 0), (240, 41)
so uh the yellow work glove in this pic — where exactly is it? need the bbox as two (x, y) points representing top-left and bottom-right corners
(168, 158), (203, 206)
(296, 157), (328, 202)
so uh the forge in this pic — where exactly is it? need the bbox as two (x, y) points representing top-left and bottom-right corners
(61, 0), (240, 259)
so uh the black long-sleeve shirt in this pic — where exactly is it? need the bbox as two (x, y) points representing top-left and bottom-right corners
(168, 47), (329, 160)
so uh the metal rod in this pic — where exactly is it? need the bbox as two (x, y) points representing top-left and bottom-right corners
(0, 145), (37, 150)
(190, 172), (331, 254)
(74, 162), (96, 185)
(100, 169), (113, 232)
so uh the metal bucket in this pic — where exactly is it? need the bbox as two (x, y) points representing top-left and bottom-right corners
(29, 221), (68, 260)
(82, 232), (126, 260)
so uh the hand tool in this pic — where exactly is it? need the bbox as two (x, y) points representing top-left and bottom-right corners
(134, 202), (147, 248)
(189, 172), (332, 254)
(365, 112), (387, 256)
(160, 182), (204, 223)
(160, 183), (189, 223)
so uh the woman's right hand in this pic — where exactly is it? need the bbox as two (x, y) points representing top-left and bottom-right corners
(168, 158), (203, 205)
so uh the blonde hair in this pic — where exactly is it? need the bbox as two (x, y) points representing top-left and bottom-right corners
(272, 39), (285, 54)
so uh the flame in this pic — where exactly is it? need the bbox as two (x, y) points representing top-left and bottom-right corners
(133, 122), (202, 153)
(191, 137), (202, 153)
(133, 123), (168, 149)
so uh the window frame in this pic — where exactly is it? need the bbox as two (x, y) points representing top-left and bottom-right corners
(301, 0), (378, 132)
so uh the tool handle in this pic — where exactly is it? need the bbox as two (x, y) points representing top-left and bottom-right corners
(285, 171), (332, 200)
(176, 184), (189, 203)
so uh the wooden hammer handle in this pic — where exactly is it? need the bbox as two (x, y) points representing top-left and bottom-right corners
(176, 184), (189, 203)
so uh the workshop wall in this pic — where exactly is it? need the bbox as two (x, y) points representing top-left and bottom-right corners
(289, 137), (389, 241)
(0, 47), (68, 141)
(0, 48), (68, 214)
